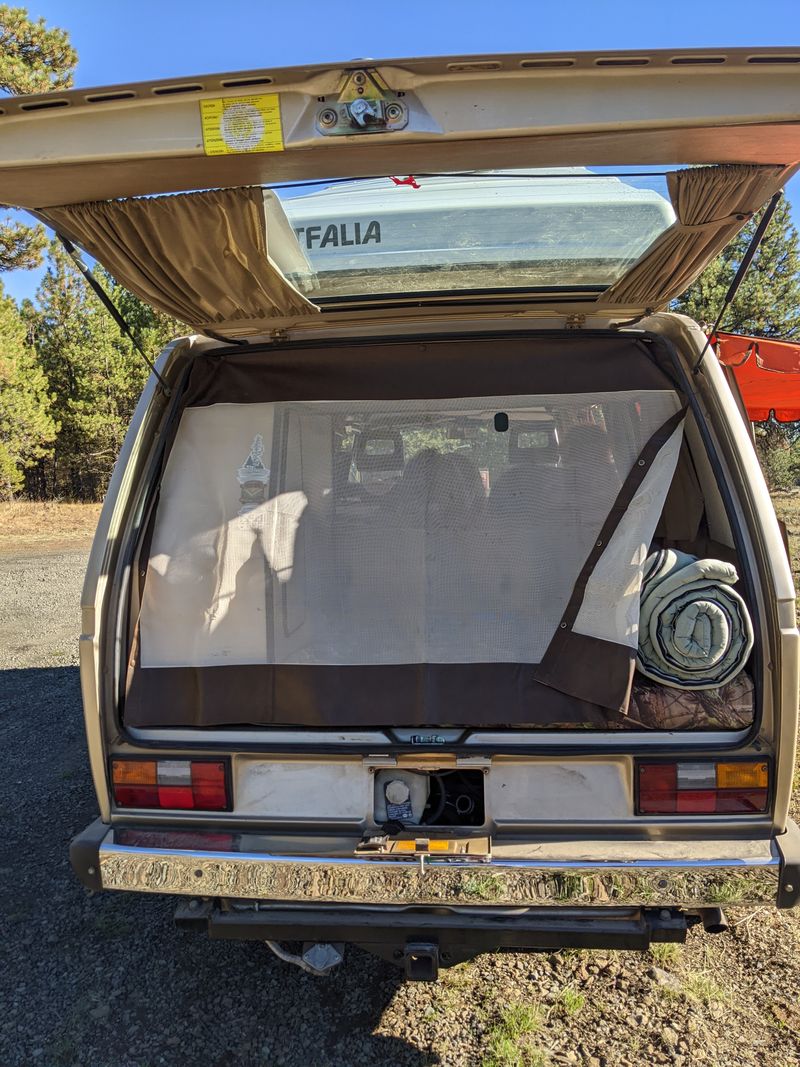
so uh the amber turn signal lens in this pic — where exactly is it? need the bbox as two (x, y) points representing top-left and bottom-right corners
(392, 839), (451, 853)
(716, 762), (769, 790)
(112, 759), (156, 785)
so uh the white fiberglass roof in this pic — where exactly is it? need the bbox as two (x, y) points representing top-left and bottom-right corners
(276, 169), (676, 297)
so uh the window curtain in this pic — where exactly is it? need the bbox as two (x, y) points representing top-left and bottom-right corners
(43, 187), (318, 328)
(601, 164), (787, 308)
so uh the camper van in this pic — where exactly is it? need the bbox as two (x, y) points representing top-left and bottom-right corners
(2, 49), (799, 980)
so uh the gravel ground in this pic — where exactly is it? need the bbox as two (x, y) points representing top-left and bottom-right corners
(2, 545), (800, 1067)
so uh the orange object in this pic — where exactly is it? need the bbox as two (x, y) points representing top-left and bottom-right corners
(715, 761), (769, 790)
(715, 332), (800, 422)
(111, 758), (156, 785)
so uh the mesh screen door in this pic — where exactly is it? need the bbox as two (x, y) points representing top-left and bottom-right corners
(139, 390), (682, 672)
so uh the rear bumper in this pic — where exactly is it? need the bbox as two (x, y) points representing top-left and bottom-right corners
(71, 821), (800, 909)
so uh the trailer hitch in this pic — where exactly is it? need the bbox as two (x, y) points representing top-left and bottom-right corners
(403, 941), (440, 982)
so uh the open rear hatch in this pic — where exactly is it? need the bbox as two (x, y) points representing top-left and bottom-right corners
(1, 50), (799, 743)
(1, 48), (799, 329)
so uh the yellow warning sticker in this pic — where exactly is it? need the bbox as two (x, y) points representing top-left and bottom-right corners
(200, 94), (284, 156)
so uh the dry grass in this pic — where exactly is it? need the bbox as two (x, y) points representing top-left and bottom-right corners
(769, 493), (800, 824)
(0, 501), (101, 553)
(772, 491), (800, 581)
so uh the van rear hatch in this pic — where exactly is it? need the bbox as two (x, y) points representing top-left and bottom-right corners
(0, 49), (799, 327)
(0, 50), (797, 749)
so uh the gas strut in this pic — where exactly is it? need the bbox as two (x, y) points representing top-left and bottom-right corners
(692, 191), (783, 375)
(54, 233), (173, 396)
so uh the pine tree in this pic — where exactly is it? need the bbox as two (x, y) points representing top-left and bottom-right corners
(674, 197), (800, 338)
(0, 280), (56, 497)
(0, 5), (77, 271)
(0, 5), (76, 94)
(674, 198), (800, 488)
(26, 242), (179, 499)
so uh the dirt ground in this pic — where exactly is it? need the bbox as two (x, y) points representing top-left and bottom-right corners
(1, 502), (799, 1066)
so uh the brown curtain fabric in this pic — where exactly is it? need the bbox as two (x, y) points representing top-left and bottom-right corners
(181, 334), (678, 408)
(601, 164), (786, 308)
(43, 187), (318, 327)
(124, 658), (612, 729)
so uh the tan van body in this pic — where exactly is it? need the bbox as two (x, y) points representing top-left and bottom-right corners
(2, 49), (799, 977)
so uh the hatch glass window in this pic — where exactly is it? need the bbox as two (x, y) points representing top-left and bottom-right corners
(273, 169), (675, 299)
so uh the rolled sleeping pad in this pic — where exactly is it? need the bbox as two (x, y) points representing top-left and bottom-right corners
(636, 549), (754, 690)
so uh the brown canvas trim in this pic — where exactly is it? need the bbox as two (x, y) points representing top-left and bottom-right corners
(601, 164), (787, 309)
(124, 660), (609, 729)
(533, 631), (636, 718)
(533, 406), (687, 711)
(181, 335), (678, 407)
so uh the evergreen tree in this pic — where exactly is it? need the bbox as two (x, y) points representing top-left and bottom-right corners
(674, 198), (800, 338)
(674, 198), (800, 488)
(0, 280), (56, 497)
(0, 5), (77, 271)
(26, 242), (179, 499)
(0, 5), (76, 93)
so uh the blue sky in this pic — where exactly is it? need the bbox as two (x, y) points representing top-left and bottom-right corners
(3, 0), (800, 302)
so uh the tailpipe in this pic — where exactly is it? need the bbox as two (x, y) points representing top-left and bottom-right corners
(698, 907), (728, 934)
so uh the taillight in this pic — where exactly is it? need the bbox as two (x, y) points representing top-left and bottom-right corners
(637, 760), (768, 815)
(112, 758), (230, 811)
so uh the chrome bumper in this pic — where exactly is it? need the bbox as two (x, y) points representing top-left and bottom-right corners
(89, 829), (789, 909)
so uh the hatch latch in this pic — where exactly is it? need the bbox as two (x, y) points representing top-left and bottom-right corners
(316, 69), (409, 136)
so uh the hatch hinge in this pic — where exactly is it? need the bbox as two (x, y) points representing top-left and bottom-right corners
(564, 314), (586, 330)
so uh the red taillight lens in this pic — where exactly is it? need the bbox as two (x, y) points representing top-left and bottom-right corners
(675, 789), (717, 814)
(190, 761), (229, 811)
(637, 761), (769, 815)
(638, 762), (677, 813)
(714, 789), (768, 813)
(115, 828), (235, 851)
(156, 759), (194, 809)
(112, 759), (229, 811)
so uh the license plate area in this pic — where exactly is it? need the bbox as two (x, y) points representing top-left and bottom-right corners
(355, 834), (492, 860)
